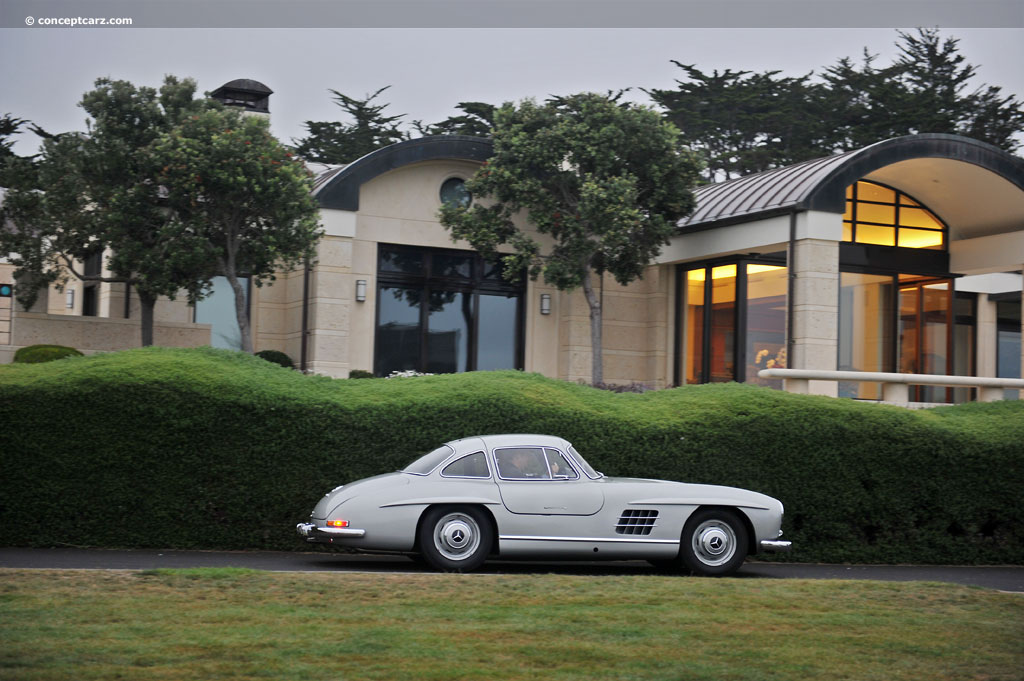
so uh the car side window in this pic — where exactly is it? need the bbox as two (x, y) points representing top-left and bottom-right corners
(495, 447), (549, 480)
(546, 448), (579, 479)
(441, 451), (490, 478)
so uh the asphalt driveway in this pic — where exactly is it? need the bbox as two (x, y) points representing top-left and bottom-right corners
(1, 547), (1021, 592)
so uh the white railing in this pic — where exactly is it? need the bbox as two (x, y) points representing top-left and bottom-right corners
(758, 368), (1024, 403)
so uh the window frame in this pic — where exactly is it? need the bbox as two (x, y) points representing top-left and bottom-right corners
(374, 243), (525, 376)
(440, 451), (492, 480)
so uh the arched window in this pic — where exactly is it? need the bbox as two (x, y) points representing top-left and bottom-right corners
(843, 180), (946, 250)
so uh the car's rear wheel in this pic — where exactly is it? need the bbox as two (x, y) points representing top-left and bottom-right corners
(418, 506), (492, 573)
(680, 508), (748, 577)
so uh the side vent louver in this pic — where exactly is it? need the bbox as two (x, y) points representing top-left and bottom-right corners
(615, 509), (659, 535)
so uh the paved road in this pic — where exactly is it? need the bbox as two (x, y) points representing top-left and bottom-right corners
(2, 547), (1021, 592)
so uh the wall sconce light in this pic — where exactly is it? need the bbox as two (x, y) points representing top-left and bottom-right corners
(66, 289), (75, 309)
(355, 279), (367, 303)
(540, 293), (551, 315)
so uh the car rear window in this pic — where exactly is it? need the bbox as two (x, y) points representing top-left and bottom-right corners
(403, 445), (454, 475)
(441, 451), (490, 478)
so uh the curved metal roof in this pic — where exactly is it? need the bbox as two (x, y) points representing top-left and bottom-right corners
(678, 134), (1024, 231)
(315, 136), (493, 211)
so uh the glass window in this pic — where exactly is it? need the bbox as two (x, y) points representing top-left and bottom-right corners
(709, 265), (736, 383)
(380, 248), (424, 275)
(843, 181), (946, 250)
(838, 273), (895, 399)
(195, 276), (249, 350)
(681, 261), (782, 386)
(746, 265), (787, 389)
(376, 286), (422, 375)
(442, 452), (490, 478)
(545, 449), (579, 479)
(440, 178), (471, 208)
(495, 447), (549, 479)
(952, 293), (976, 403)
(477, 293), (519, 371)
(434, 253), (472, 279)
(375, 245), (523, 376)
(684, 269), (706, 384)
(568, 445), (602, 479)
(404, 445), (454, 475)
(856, 224), (896, 246)
(996, 299), (1022, 400)
(426, 290), (470, 374)
(857, 203), (895, 226)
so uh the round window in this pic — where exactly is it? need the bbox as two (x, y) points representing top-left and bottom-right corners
(440, 178), (471, 208)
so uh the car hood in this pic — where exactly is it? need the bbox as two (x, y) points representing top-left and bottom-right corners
(311, 472), (410, 519)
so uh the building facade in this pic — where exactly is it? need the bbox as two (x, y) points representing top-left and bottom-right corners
(2, 87), (1022, 403)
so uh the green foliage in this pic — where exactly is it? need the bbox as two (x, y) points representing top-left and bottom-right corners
(646, 65), (828, 181)
(648, 29), (1024, 179)
(151, 107), (322, 352)
(0, 77), (218, 340)
(11, 344), (84, 363)
(1, 347), (1021, 565)
(414, 101), (496, 137)
(348, 369), (375, 379)
(293, 86), (407, 164)
(254, 349), (294, 369)
(439, 92), (702, 383)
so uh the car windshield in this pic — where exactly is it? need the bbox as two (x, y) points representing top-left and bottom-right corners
(403, 445), (454, 475)
(568, 445), (603, 479)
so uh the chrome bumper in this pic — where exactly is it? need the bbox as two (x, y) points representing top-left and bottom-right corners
(759, 539), (792, 552)
(296, 522), (366, 538)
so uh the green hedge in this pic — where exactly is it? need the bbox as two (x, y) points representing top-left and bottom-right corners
(1, 347), (1021, 564)
(13, 344), (84, 363)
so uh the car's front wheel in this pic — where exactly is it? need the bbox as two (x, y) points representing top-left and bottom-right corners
(680, 508), (748, 577)
(418, 506), (493, 572)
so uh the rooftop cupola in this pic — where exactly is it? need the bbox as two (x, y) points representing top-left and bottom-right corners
(210, 79), (273, 116)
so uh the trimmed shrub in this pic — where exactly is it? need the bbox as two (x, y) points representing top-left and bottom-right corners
(0, 347), (1021, 564)
(12, 344), (84, 364)
(348, 369), (375, 379)
(255, 349), (294, 369)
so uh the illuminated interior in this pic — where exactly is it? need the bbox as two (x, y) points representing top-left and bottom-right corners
(843, 181), (946, 249)
(682, 262), (786, 387)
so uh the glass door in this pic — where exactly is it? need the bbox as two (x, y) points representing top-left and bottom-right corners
(899, 278), (952, 402)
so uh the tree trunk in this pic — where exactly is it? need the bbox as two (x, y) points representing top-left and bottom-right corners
(581, 267), (603, 385)
(138, 289), (156, 347)
(225, 272), (252, 353)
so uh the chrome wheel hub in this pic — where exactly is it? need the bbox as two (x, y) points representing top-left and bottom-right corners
(434, 513), (481, 561)
(692, 520), (737, 566)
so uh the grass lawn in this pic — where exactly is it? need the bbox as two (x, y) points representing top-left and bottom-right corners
(0, 568), (1021, 680)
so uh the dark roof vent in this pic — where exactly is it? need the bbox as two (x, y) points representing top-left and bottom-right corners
(210, 79), (273, 114)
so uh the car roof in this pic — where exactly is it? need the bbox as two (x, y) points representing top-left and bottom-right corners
(446, 434), (571, 451)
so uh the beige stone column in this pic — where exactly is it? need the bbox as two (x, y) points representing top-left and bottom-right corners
(976, 293), (997, 378)
(789, 238), (839, 396)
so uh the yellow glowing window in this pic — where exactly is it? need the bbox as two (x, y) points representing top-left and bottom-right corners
(856, 224), (896, 246)
(857, 202), (895, 225)
(857, 182), (895, 203)
(844, 181), (945, 250)
(688, 269), (706, 282)
(898, 228), (944, 249)
(899, 207), (942, 229)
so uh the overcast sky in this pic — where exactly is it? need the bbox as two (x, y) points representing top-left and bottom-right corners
(2, 6), (1022, 157)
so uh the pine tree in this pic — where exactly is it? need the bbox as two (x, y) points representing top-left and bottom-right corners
(293, 86), (407, 163)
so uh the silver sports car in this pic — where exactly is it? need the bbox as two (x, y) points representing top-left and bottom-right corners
(297, 434), (791, 576)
